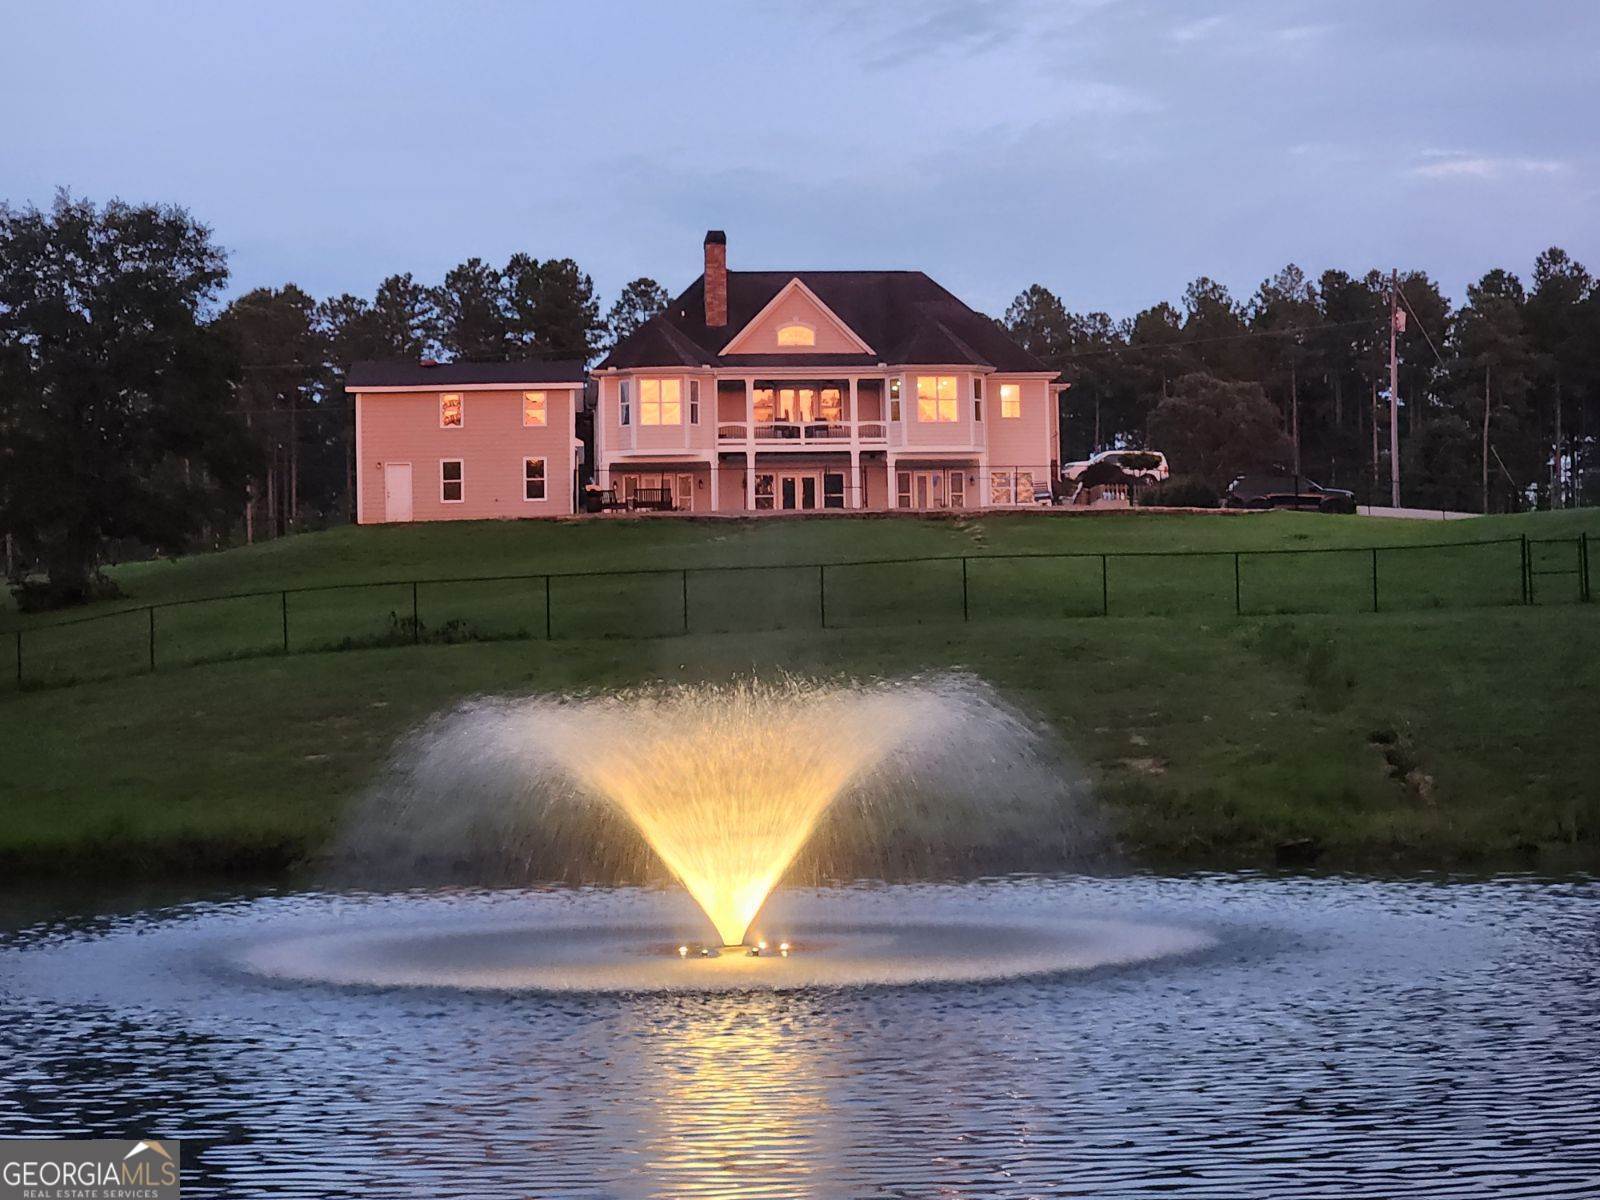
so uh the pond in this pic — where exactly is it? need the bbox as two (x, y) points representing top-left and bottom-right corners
(1, 873), (1596, 1198)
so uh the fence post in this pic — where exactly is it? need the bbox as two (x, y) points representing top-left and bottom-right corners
(148, 606), (156, 672)
(281, 590), (289, 653)
(1100, 554), (1109, 616)
(818, 564), (827, 629)
(1233, 552), (1242, 616)
(961, 557), (969, 622)
(544, 575), (553, 640)
(412, 581), (420, 644)
(1370, 548), (1379, 613)
(681, 569), (690, 635)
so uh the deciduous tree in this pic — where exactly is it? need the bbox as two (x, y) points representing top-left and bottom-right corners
(1147, 373), (1293, 489)
(0, 193), (253, 605)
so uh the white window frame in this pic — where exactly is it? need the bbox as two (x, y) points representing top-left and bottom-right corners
(915, 376), (959, 423)
(619, 379), (631, 426)
(888, 377), (902, 423)
(522, 391), (548, 427)
(1000, 383), (1022, 419)
(440, 458), (465, 503)
(689, 379), (701, 425)
(640, 378), (682, 426)
(523, 456), (547, 502)
(973, 377), (984, 422)
(950, 470), (966, 507)
(440, 393), (463, 428)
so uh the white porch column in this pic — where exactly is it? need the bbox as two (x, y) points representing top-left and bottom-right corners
(886, 454), (897, 511)
(851, 448), (862, 508)
(745, 451), (756, 512)
(709, 454), (720, 511)
(744, 377), (754, 436)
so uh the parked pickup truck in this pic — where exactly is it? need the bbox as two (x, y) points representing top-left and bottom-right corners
(1224, 474), (1357, 514)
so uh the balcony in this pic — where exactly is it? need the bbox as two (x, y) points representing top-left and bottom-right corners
(717, 421), (887, 445)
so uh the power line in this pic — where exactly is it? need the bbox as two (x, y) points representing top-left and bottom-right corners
(1395, 284), (1449, 371)
(1050, 317), (1382, 362)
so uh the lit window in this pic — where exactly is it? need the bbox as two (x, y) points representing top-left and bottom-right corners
(522, 391), (547, 427)
(440, 393), (463, 427)
(524, 457), (546, 501)
(777, 321), (816, 347)
(753, 387), (776, 422)
(916, 376), (958, 422)
(640, 378), (682, 425)
(1000, 383), (1021, 419)
(619, 380), (631, 426)
(820, 387), (842, 423)
(441, 459), (464, 502)
(973, 377), (984, 422)
(888, 378), (902, 422)
(689, 379), (701, 425)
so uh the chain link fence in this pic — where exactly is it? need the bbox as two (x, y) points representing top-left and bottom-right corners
(3, 533), (1590, 692)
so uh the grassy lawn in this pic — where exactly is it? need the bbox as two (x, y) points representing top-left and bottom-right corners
(1, 510), (1596, 878)
(3, 509), (1594, 690)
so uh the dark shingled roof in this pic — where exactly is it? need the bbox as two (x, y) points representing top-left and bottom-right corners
(599, 271), (1050, 373)
(346, 359), (587, 388)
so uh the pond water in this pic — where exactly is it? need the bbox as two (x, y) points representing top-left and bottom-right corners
(1, 873), (1596, 1198)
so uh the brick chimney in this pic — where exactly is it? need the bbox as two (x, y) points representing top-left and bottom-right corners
(703, 230), (727, 327)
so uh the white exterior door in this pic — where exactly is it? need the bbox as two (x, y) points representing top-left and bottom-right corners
(384, 462), (413, 522)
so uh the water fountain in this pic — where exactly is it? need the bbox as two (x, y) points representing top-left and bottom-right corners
(233, 673), (1209, 991)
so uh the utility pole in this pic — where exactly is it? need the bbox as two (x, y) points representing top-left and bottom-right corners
(1388, 269), (1402, 508)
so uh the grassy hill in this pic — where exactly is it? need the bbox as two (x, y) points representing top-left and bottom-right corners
(2, 509), (1597, 878)
(9, 507), (1597, 616)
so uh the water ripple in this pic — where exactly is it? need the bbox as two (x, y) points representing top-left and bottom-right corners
(0, 875), (1597, 1198)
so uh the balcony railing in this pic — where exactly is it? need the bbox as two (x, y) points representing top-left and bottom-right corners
(716, 421), (888, 444)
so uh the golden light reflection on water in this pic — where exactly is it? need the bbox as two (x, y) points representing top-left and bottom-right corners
(635, 998), (830, 1199)
(530, 680), (933, 946)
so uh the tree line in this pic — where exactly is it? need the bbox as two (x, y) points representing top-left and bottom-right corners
(1002, 256), (1600, 512)
(2, 190), (1595, 607)
(0, 193), (669, 605)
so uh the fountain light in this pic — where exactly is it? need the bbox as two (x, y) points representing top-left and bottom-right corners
(528, 679), (930, 946)
(677, 944), (689, 958)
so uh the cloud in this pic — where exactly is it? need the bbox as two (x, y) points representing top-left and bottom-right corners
(1408, 154), (1570, 180)
(1168, 14), (1227, 43)
(827, 0), (1119, 68)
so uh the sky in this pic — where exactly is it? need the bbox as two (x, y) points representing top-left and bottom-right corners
(4, 1), (1597, 321)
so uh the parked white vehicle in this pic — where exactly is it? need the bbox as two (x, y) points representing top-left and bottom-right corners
(1061, 449), (1170, 483)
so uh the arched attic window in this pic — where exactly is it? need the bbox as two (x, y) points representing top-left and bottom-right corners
(776, 320), (816, 347)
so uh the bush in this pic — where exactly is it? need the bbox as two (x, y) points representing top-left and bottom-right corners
(1137, 474), (1219, 508)
(10, 572), (123, 612)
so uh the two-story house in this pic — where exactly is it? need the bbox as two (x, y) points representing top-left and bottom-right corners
(594, 231), (1061, 512)
(348, 360), (587, 522)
